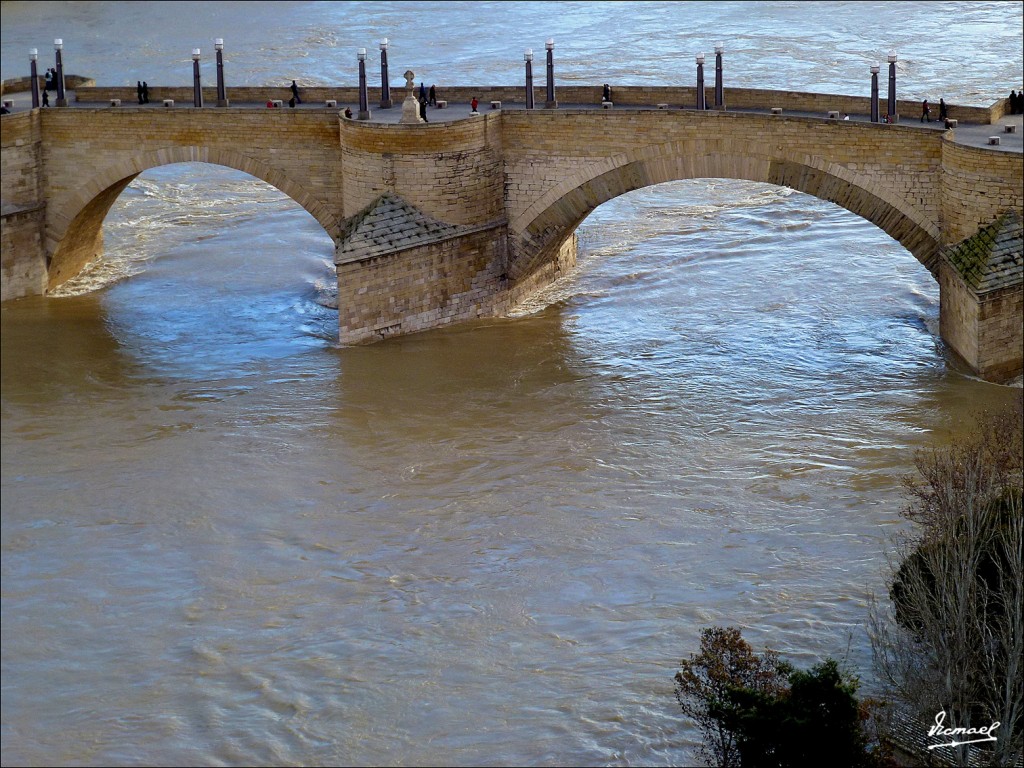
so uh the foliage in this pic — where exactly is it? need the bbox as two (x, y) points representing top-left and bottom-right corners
(675, 627), (891, 767)
(870, 393), (1023, 767)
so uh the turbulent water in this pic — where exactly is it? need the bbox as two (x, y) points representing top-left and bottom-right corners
(2, 3), (1022, 766)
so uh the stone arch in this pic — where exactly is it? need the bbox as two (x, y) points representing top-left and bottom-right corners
(45, 146), (341, 290)
(507, 143), (941, 285)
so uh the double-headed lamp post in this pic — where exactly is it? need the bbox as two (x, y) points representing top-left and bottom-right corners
(30, 49), (40, 108)
(192, 48), (203, 107)
(357, 48), (370, 120)
(215, 38), (228, 107)
(696, 53), (706, 110)
(887, 50), (897, 122)
(524, 49), (535, 109)
(54, 38), (67, 107)
(544, 38), (557, 109)
(379, 38), (392, 108)
(870, 64), (880, 123)
(714, 41), (725, 110)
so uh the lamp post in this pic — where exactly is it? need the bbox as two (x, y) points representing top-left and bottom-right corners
(215, 38), (228, 106)
(357, 48), (370, 120)
(379, 38), (392, 108)
(192, 48), (203, 107)
(544, 38), (557, 108)
(54, 39), (66, 107)
(714, 41), (724, 110)
(524, 49), (535, 109)
(696, 53), (706, 110)
(870, 64), (880, 123)
(30, 49), (40, 108)
(887, 50), (897, 122)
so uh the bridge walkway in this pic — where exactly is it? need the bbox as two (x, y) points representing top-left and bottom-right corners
(2, 87), (1021, 154)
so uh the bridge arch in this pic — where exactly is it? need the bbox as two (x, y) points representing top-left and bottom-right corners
(46, 147), (342, 290)
(507, 142), (941, 285)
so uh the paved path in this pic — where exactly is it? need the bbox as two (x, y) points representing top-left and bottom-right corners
(3, 88), (1021, 154)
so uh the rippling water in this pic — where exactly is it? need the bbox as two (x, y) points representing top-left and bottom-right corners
(2, 3), (1022, 766)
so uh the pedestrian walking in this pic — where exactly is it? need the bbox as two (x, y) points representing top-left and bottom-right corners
(419, 82), (426, 102)
(428, 84), (436, 106)
(42, 89), (49, 107)
(290, 80), (301, 104)
(603, 83), (612, 102)
(939, 98), (948, 120)
(142, 82), (149, 103)
(1011, 90), (1020, 115)
(44, 68), (53, 91)
(137, 80), (144, 104)
(920, 98), (931, 122)
(419, 96), (428, 122)
(471, 96), (479, 113)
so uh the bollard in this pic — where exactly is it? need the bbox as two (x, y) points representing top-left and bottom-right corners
(325, 100), (337, 108)
(988, 136), (1001, 145)
(771, 107), (783, 115)
(490, 100), (501, 109)
(163, 99), (174, 107)
(109, 98), (120, 107)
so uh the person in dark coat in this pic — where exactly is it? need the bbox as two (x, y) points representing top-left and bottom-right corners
(42, 88), (49, 107)
(939, 98), (948, 120)
(137, 81), (144, 104)
(44, 68), (53, 91)
(290, 80), (301, 104)
(920, 98), (931, 122)
(419, 82), (426, 101)
(428, 84), (436, 106)
(142, 82), (149, 103)
(419, 96), (428, 122)
(1011, 90), (1020, 114)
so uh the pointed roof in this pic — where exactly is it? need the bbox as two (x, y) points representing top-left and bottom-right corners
(336, 192), (462, 265)
(942, 210), (1023, 294)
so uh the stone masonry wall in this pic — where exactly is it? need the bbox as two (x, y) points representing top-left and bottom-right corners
(978, 284), (1024, 383)
(939, 261), (981, 369)
(338, 113), (504, 224)
(337, 225), (506, 343)
(940, 140), (1024, 245)
(1, 111), (46, 300)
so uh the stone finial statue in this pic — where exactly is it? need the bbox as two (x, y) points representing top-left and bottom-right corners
(400, 68), (424, 124)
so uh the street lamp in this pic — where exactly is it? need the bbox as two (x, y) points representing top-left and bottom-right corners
(544, 38), (557, 109)
(357, 48), (370, 120)
(192, 48), (203, 107)
(714, 41), (725, 110)
(30, 49), (40, 108)
(54, 38), (66, 106)
(524, 49), (534, 109)
(696, 53), (706, 110)
(870, 64), (880, 123)
(887, 50), (897, 122)
(379, 38), (392, 108)
(215, 38), (228, 107)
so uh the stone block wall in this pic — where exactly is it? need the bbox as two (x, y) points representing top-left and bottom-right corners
(337, 225), (506, 343)
(1, 111), (46, 300)
(338, 113), (504, 225)
(941, 141), (1024, 245)
(978, 285), (1024, 382)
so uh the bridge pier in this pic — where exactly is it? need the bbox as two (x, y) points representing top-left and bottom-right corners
(938, 211), (1023, 384)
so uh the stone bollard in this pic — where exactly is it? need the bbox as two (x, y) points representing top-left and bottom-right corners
(771, 107), (783, 115)
(988, 136), (1001, 145)
(490, 100), (501, 109)
(602, 101), (613, 109)
(109, 98), (121, 107)
(325, 100), (337, 108)
(827, 110), (840, 119)
(1005, 124), (1017, 133)
(163, 99), (174, 107)
(436, 100), (447, 108)
(657, 103), (669, 109)
(945, 119), (957, 128)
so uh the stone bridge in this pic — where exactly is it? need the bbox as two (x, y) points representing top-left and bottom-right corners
(1, 86), (1021, 381)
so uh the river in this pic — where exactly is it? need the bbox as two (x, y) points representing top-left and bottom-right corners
(2, 2), (1022, 765)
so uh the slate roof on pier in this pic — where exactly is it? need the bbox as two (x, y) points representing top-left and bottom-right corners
(942, 210), (1023, 294)
(336, 193), (462, 264)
